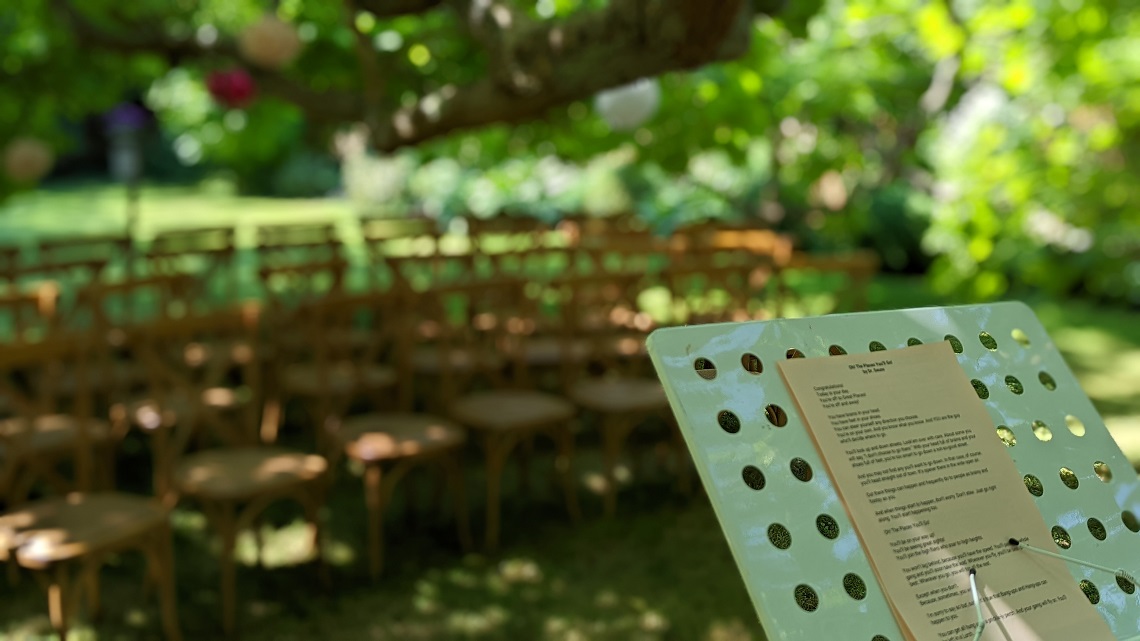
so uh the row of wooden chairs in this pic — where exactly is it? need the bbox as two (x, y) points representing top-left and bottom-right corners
(0, 264), (686, 638)
(0, 219), (879, 638)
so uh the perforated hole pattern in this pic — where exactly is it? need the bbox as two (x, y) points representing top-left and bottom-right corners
(647, 303), (1140, 641)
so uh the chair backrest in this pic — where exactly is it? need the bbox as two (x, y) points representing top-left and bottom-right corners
(255, 222), (341, 267)
(258, 258), (348, 311)
(404, 278), (532, 407)
(0, 331), (99, 504)
(664, 261), (776, 325)
(0, 246), (20, 284)
(128, 305), (263, 501)
(360, 216), (445, 292)
(145, 226), (238, 301)
(784, 249), (880, 312)
(69, 274), (201, 334)
(37, 234), (131, 268)
(0, 283), (59, 345)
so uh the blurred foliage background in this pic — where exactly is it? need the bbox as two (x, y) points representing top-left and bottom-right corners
(1, 0), (1138, 305)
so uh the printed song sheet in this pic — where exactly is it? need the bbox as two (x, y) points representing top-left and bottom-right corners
(778, 341), (1114, 641)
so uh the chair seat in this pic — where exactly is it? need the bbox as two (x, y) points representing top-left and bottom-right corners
(340, 412), (466, 462)
(0, 414), (113, 455)
(174, 446), (327, 501)
(520, 336), (592, 366)
(281, 362), (396, 396)
(55, 360), (145, 394)
(450, 390), (575, 432)
(177, 339), (257, 368)
(0, 492), (167, 569)
(410, 346), (503, 374)
(127, 387), (251, 430)
(568, 377), (668, 414)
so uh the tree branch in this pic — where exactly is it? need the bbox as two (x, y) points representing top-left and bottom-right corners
(447, 0), (541, 94)
(53, 0), (364, 122)
(355, 0), (446, 18)
(371, 0), (753, 151)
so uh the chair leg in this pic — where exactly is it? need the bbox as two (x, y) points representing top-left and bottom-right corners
(482, 432), (519, 552)
(599, 415), (632, 518)
(517, 434), (534, 500)
(302, 485), (328, 588)
(155, 524), (183, 641)
(252, 516), (266, 570)
(364, 464), (385, 580)
(82, 561), (101, 622)
(47, 565), (72, 641)
(216, 504), (239, 636)
(670, 419), (693, 496)
(554, 422), (581, 523)
(443, 453), (473, 553)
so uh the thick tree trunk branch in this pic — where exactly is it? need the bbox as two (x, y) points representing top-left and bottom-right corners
(371, 0), (753, 151)
(355, 0), (446, 18)
(447, 0), (541, 94)
(54, 0), (760, 150)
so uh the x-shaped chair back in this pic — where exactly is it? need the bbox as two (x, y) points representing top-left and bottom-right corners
(255, 222), (341, 269)
(145, 226), (237, 301)
(130, 305), (263, 503)
(360, 216), (443, 291)
(0, 283), (59, 345)
(663, 262), (772, 325)
(0, 332), (98, 505)
(404, 278), (532, 407)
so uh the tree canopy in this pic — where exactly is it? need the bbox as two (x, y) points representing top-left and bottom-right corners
(2, 0), (1139, 305)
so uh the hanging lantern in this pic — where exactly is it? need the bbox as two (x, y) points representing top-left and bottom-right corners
(206, 69), (257, 109)
(239, 15), (303, 70)
(3, 137), (54, 184)
(594, 78), (661, 132)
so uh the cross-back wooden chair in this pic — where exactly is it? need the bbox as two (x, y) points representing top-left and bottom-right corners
(128, 304), (327, 635)
(255, 222), (341, 269)
(257, 258), (390, 443)
(56, 275), (201, 415)
(0, 284), (123, 498)
(0, 282), (59, 345)
(412, 278), (581, 550)
(0, 245), (21, 287)
(385, 250), (480, 293)
(0, 332), (180, 641)
(664, 261), (776, 325)
(359, 216), (446, 292)
(783, 249), (880, 312)
(145, 226), (238, 304)
(552, 273), (686, 515)
(34, 234), (132, 289)
(37, 234), (131, 266)
(466, 215), (553, 278)
(312, 290), (472, 578)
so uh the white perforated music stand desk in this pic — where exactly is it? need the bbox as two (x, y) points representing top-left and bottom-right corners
(647, 302), (1140, 641)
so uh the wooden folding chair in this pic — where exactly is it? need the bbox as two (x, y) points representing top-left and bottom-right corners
(0, 333), (180, 641)
(144, 226), (238, 304)
(257, 258), (387, 442)
(0, 284), (122, 499)
(128, 304), (326, 635)
(0, 245), (21, 287)
(359, 216), (444, 291)
(412, 279), (581, 550)
(310, 290), (472, 578)
(783, 249), (881, 312)
(551, 273), (686, 515)
(664, 261), (777, 325)
(34, 234), (132, 286)
(255, 222), (341, 268)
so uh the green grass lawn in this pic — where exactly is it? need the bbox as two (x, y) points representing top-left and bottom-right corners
(1, 186), (1138, 640)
